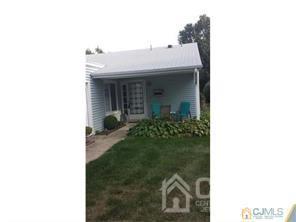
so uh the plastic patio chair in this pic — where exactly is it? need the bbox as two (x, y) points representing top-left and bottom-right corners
(151, 102), (161, 118)
(178, 102), (191, 120)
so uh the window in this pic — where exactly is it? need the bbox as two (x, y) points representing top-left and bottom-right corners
(104, 83), (118, 112)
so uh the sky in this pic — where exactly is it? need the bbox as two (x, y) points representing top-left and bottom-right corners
(85, 0), (210, 52)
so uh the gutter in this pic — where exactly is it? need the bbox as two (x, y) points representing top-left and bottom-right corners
(91, 65), (202, 79)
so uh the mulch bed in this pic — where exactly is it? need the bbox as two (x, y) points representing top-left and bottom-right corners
(96, 123), (126, 135)
(86, 134), (95, 146)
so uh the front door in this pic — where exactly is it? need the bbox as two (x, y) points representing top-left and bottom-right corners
(121, 80), (147, 121)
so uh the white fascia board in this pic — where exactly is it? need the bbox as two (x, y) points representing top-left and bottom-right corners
(86, 62), (105, 68)
(91, 66), (200, 79)
(86, 67), (98, 71)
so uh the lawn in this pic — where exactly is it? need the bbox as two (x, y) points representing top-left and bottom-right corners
(86, 136), (210, 222)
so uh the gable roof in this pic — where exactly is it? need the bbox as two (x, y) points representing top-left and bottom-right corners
(86, 42), (202, 78)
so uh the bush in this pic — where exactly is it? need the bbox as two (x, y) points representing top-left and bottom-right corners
(200, 110), (210, 121)
(128, 113), (210, 138)
(104, 115), (118, 130)
(86, 126), (93, 136)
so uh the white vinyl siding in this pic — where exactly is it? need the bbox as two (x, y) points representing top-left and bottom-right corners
(85, 72), (94, 127)
(117, 72), (199, 119)
(86, 72), (91, 82)
(88, 71), (200, 132)
(85, 82), (92, 127)
(90, 78), (105, 132)
(144, 72), (197, 118)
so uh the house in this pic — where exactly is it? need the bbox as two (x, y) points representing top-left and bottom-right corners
(85, 42), (202, 132)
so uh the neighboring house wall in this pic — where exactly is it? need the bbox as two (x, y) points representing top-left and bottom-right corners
(90, 78), (105, 132)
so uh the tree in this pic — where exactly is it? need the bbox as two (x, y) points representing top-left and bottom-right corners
(86, 46), (104, 55)
(85, 48), (94, 55)
(178, 24), (195, 44)
(178, 15), (210, 102)
(94, 45), (103, 54)
(203, 81), (210, 103)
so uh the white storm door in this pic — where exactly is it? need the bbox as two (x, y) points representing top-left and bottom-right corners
(121, 80), (146, 120)
(128, 81), (146, 120)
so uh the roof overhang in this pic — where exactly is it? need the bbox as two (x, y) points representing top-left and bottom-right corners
(85, 62), (105, 75)
(90, 66), (201, 79)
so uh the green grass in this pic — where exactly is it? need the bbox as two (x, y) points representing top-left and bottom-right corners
(86, 136), (210, 222)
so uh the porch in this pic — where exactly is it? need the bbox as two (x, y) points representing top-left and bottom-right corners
(89, 70), (200, 132)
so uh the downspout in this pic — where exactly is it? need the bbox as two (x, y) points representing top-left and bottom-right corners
(194, 68), (201, 119)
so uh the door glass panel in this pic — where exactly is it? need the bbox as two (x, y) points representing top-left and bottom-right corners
(110, 84), (117, 111)
(128, 82), (144, 114)
(122, 85), (128, 115)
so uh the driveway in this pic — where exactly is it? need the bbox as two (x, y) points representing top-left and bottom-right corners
(86, 123), (135, 164)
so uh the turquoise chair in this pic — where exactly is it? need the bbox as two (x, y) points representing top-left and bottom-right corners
(179, 102), (191, 120)
(151, 102), (161, 118)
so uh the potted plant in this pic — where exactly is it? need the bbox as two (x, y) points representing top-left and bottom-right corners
(86, 126), (95, 145)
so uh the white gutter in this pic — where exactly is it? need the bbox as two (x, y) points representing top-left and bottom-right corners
(91, 66), (202, 79)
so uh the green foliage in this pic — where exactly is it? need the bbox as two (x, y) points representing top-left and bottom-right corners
(104, 115), (118, 130)
(85, 48), (94, 55)
(200, 110), (210, 121)
(128, 113), (210, 138)
(86, 126), (93, 136)
(178, 15), (210, 93)
(178, 24), (195, 43)
(94, 45), (103, 54)
(86, 46), (104, 55)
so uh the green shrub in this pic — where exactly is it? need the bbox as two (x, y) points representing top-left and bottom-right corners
(200, 110), (210, 121)
(86, 126), (93, 136)
(128, 113), (210, 138)
(104, 115), (118, 130)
